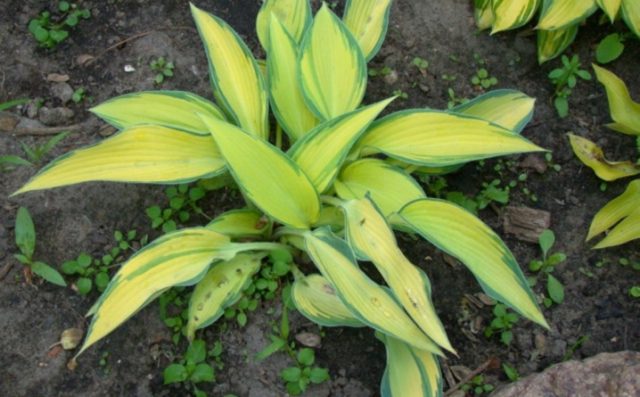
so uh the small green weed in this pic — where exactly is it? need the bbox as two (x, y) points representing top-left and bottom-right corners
(71, 87), (86, 103)
(484, 303), (519, 345)
(19, 131), (69, 166)
(461, 374), (494, 395)
(14, 207), (66, 286)
(544, 153), (562, 172)
(446, 88), (468, 109)
(411, 56), (429, 73)
(159, 288), (191, 344)
(150, 57), (175, 85)
(61, 230), (144, 295)
(0, 98), (29, 111)
(502, 363), (519, 382)
(528, 229), (566, 308)
(548, 55), (591, 118)
(392, 89), (408, 99)
(146, 183), (208, 233)
(471, 68), (498, 90)
(368, 65), (392, 77)
(163, 339), (217, 397)
(28, 1), (90, 49)
(280, 348), (330, 396)
(596, 33), (627, 64)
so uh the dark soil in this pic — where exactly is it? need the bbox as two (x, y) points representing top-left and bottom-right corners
(1, 1), (638, 396)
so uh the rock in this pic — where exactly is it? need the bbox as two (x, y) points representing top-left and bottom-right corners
(46, 73), (70, 83)
(15, 117), (45, 131)
(503, 206), (551, 243)
(295, 332), (321, 348)
(38, 107), (74, 126)
(383, 69), (399, 85)
(492, 351), (640, 397)
(50, 82), (74, 104)
(0, 111), (19, 131)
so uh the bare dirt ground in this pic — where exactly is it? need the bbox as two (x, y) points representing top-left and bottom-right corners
(1, 1), (638, 396)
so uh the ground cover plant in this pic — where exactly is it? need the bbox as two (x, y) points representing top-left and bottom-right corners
(474, 0), (640, 63)
(10, 0), (553, 395)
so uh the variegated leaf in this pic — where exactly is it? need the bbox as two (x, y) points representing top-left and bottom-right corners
(199, 116), (320, 229)
(343, 0), (393, 60)
(399, 198), (548, 328)
(299, 4), (367, 120)
(256, 0), (311, 50)
(191, 4), (269, 139)
(14, 126), (225, 195)
(537, 24), (579, 64)
(537, 0), (597, 31)
(288, 98), (393, 193)
(91, 91), (225, 135)
(491, 0), (541, 33)
(451, 89), (535, 133)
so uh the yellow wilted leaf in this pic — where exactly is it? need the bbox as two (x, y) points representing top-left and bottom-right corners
(593, 64), (640, 135)
(568, 133), (640, 181)
(588, 179), (640, 243)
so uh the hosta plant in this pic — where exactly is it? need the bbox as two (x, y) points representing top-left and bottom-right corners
(569, 64), (640, 248)
(474, 0), (640, 63)
(14, 1), (548, 395)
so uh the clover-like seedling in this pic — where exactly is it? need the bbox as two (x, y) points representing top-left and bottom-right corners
(164, 339), (216, 397)
(280, 348), (330, 396)
(150, 56), (175, 85)
(529, 229), (566, 307)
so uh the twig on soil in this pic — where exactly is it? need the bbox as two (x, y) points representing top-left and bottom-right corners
(12, 118), (99, 136)
(0, 262), (14, 281)
(88, 26), (197, 65)
(444, 357), (499, 396)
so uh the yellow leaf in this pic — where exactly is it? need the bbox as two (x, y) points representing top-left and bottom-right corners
(335, 158), (425, 217)
(91, 91), (225, 135)
(380, 334), (429, 397)
(186, 253), (263, 339)
(597, 0), (622, 22)
(292, 273), (364, 327)
(299, 4), (367, 120)
(80, 228), (231, 355)
(491, 0), (541, 33)
(537, 25), (579, 64)
(621, 0), (640, 37)
(594, 207), (640, 248)
(593, 64), (640, 135)
(588, 179), (640, 241)
(341, 198), (453, 353)
(451, 89), (536, 133)
(537, 0), (597, 31)
(399, 198), (548, 328)
(13, 126), (225, 195)
(289, 98), (393, 193)
(267, 16), (318, 141)
(355, 110), (545, 167)
(474, 0), (495, 31)
(256, 0), (311, 50)
(191, 4), (269, 139)
(568, 133), (640, 181)
(304, 229), (443, 355)
(206, 209), (269, 239)
(343, 0), (393, 60)
(199, 115), (320, 229)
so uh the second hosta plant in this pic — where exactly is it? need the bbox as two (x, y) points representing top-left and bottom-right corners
(14, 1), (548, 395)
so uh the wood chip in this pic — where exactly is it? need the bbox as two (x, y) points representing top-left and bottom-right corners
(76, 54), (96, 67)
(503, 206), (551, 243)
(295, 332), (321, 348)
(46, 73), (70, 83)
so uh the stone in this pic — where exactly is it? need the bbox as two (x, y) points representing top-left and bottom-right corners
(38, 107), (74, 126)
(50, 82), (74, 104)
(0, 111), (19, 132)
(492, 351), (640, 397)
